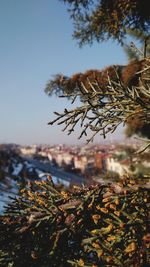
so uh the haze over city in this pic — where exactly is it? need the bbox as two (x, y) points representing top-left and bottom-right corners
(0, 0), (128, 145)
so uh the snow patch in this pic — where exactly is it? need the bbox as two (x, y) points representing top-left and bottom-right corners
(12, 163), (23, 176)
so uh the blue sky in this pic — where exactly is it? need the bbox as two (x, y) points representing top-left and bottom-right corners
(0, 0), (128, 145)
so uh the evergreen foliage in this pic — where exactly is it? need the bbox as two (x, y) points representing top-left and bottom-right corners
(59, 0), (150, 46)
(0, 177), (149, 266)
(123, 29), (150, 61)
(46, 55), (150, 141)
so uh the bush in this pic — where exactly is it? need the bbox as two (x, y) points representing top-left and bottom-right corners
(0, 177), (149, 266)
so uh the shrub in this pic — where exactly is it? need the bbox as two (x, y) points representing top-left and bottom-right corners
(0, 177), (149, 266)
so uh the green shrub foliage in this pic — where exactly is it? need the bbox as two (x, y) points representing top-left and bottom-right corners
(0, 177), (149, 266)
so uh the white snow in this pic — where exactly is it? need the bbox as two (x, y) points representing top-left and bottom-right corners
(12, 163), (23, 176)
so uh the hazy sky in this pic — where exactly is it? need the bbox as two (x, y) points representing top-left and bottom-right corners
(0, 0), (128, 145)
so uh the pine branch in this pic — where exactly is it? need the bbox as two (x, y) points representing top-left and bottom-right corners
(48, 65), (150, 143)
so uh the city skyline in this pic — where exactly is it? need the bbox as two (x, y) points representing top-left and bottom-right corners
(0, 0), (128, 145)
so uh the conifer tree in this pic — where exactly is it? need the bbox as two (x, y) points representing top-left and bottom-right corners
(45, 0), (150, 139)
(59, 0), (150, 46)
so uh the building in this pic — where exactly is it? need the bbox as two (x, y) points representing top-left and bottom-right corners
(106, 156), (130, 176)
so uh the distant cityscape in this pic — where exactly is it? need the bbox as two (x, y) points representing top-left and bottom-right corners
(0, 142), (150, 213)
(4, 141), (150, 180)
